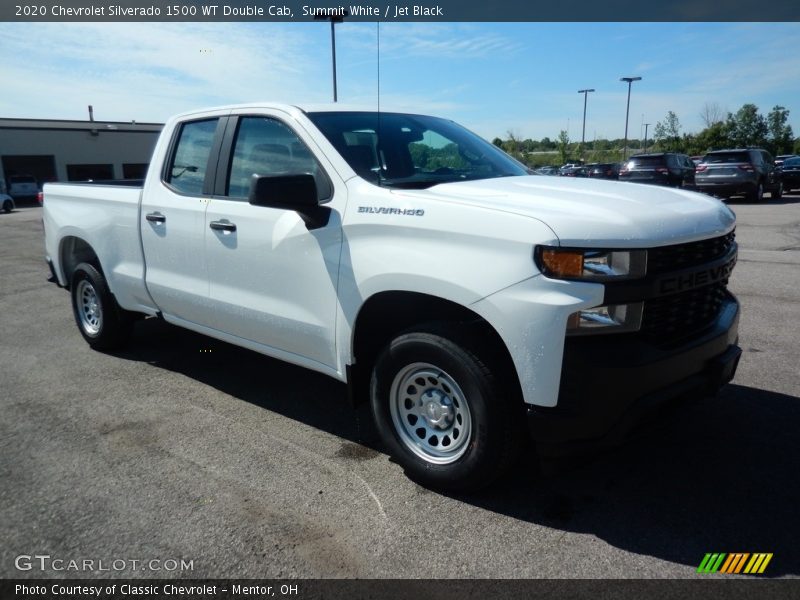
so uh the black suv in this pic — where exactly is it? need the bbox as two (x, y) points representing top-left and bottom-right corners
(695, 149), (782, 202)
(586, 162), (620, 180)
(618, 153), (695, 187)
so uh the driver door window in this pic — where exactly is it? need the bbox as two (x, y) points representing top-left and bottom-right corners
(226, 117), (331, 201)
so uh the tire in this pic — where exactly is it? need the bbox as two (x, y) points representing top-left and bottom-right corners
(70, 262), (132, 350)
(772, 181), (783, 199)
(748, 181), (764, 203)
(2, 200), (11, 213)
(370, 324), (525, 491)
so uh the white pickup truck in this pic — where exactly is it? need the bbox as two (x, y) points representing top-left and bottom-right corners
(44, 103), (741, 490)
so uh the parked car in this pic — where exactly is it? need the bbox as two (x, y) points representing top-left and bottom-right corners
(586, 162), (620, 180)
(1, 193), (15, 213)
(6, 175), (39, 200)
(560, 166), (588, 177)
(779, 156), (800, 193)
(695, 149), (782, 202)
(619, 153), (695, 187)
(534, 166), (560, 176)
(775, 154), (797, 168)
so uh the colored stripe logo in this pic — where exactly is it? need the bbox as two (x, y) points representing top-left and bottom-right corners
(698, 553), (773, 574)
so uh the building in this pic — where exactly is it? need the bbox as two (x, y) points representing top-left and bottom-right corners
(0, 117), (163, 192)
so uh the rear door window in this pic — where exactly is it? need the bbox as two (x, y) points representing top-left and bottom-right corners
(164, 118), (219, 195)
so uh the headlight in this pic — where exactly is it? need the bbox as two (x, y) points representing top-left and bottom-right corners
(534, 246), (647, 281)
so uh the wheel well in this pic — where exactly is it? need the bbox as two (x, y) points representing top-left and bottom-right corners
(60, 237), (100, 288)
(349, 291), (521, 406)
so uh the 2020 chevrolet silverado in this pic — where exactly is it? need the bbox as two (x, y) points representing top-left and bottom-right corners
(43, 103), (741, 490)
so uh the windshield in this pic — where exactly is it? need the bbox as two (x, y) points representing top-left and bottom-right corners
(307, 111), (528, 189)
(784, 157), (800, 167)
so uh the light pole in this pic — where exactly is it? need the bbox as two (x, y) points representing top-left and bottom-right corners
(314, 10), (348, 102)
(643, 123), (650, 154)
(578, 88), (595, 159)
(620, 76), (641, 160)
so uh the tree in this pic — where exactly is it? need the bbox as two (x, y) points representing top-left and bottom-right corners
(491, 137), (503, 148)
(688, 121), (732, 155)
(653, 111), (682, 152)
(766, 105), (794, 155)
(726, 104), (767, 148)
(557, 130), (570, 165)
(700, 102), (725, 128)
(588, 138), (620, 163)
(503, 130), (524, 161)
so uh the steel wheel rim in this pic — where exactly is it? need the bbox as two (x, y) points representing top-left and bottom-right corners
(389, 362), (472, 465)
(77, 279), (102, 335)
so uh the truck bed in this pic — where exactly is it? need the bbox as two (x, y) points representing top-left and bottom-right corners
(43, 181), (156, 315)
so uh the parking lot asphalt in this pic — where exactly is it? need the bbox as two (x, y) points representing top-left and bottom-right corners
(1, 194), (799, 579)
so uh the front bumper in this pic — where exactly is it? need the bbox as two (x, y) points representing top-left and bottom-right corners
(527, 293), (740, 449)
(781, 174), (800, 190)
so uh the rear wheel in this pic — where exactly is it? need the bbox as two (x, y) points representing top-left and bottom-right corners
(748, 181), (764, 203)
(70, 262), (132, 350)
(370, 325), (525, 491)
(772, 181), (783, 199)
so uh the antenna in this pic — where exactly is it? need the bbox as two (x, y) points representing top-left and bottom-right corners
(377, 21), (380, 116)
(377, 21), (382, 187)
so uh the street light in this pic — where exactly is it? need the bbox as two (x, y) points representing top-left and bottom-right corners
(643, 123), (651, 154)
(620, 76), (642, 160)
(314, 10), (349, 102)
(578, 88), (595, 158)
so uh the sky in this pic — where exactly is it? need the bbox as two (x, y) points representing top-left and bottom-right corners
(1, 21), (798, 143)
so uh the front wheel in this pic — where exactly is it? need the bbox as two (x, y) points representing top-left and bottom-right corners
(772, 181), (783, 199)
(2, 199), (12, 213)
(70, 262), (132, 350)
(370, 325), (524, 491)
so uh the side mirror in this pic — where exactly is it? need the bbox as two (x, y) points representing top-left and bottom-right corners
(248, 173), (318, 209)
(248, 174), (330, 229)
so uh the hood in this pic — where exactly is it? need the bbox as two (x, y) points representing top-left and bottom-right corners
(393, 176), (736, 247)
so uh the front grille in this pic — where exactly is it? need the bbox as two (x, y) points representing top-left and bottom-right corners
(640, 282), (728, 347)
(647, 230), (735, 274)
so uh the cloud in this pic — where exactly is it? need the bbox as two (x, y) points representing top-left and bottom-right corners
(0, 22), (327, 121)
(342, 22), (523, 61)
(0, 21), (797, 140)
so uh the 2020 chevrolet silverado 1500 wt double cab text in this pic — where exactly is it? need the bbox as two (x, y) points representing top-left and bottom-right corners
(43, 104), (741, 490)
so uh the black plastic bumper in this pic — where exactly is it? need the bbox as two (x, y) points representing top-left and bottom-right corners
(695, 182), (755, 197)
(527, 294), (740, 450)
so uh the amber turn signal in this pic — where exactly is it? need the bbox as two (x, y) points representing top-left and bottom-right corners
(539, 249), (584, 278)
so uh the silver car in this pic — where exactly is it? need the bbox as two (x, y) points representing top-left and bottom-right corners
(7, 175), (39, 200)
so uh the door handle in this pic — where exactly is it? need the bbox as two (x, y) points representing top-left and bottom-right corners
(145, 212), (166, 224)
(209, 220), (237, 233)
